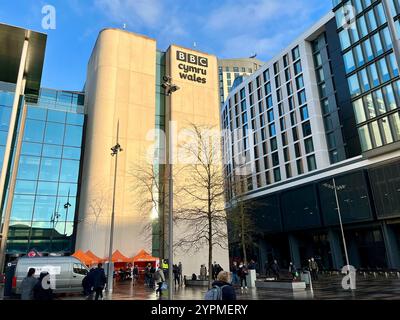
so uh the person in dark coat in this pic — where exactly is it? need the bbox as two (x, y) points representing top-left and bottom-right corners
(212, 271), (236, 300)
(92, 263), (107, 300)
(271, 260), (280, 280)
(20, 268), (38, 300)
(33, 271), (53, 300)
(238, 262), (248, 289)
(82, 268), (95, 296)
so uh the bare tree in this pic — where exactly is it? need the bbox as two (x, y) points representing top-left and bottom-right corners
(174, 123), (227, 288)
(226, 175), (257, 265)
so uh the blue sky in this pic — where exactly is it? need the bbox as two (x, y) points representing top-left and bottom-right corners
(1, 0), (332, 91)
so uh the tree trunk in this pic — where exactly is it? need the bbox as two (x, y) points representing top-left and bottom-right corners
(208, 214), (213, 289)
(241, 210), (247, 264)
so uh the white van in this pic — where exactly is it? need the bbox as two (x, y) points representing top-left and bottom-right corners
(13, 256), (89, 295)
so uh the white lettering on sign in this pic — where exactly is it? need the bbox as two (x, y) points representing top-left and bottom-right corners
(29, 265), (61, 289)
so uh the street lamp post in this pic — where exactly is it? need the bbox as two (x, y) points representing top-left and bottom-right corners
(63, 189), (72, 236)
(107, 121), (123, 293)
(162, 76), (180, 300)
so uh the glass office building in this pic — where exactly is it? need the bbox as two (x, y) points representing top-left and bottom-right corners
(5, 89), (85, 256)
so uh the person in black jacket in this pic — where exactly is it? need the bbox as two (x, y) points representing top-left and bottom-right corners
(92, 263), (107, 300)
(212, 271), (236, 300)
(33, 271), (53, 300)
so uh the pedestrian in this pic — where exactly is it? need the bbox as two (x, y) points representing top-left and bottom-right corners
(289, 262), (298, 281)
(200, 264), (207, 281)
(82, 268), (94, 296)
(248, 260), (256, 270)
(212, 261), (218, 280)
(144, 263), (151, 286)
(150, 264), (156, 288)
(238, 262), (248, 289)
(309, 257), (319, 281)
(178, 262), (183, 286)
(271, 260), (280, 280)
(173, 264), (180, 287)
(92, 263), (107, 300)
(231, 261), (239, 286)
(33, 271), (53, 300)
(20, 268), (38, 300)
(132, 265), (139, 286)
(207, 271), (236, 300)
(154, 267), (166, 296)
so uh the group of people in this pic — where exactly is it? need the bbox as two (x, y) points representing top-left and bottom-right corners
(231, 261), (253, 289)
(20, 268), (54, 300)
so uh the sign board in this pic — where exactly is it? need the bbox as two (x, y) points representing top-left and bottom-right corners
(176, 50), (208, 84)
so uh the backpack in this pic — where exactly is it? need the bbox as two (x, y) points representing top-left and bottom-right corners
(204, 285), (228, 300)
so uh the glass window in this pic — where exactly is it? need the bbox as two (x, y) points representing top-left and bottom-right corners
(292, 46), (300, 61)
(37, 181), (58, 195)
(0, 106), (11, 131)
(348, 74), (361, 97)
(343, 51), (356, 73)
(363, 39), (374, 62)
(370, 121), (383, 147)
(380, 117), (393, 144)
(357, 16), (368, 38)
(372, 33), (383, 56)
(27, 107), (46, 121)
(383, 84), (397, 111)
(378, 58), (390, 82)
(60, 159), (80, 182)
(64, 125), (83, 147)
(269, 123), (276, 137)
(359, 69), (370, 92)
(58, 183), (78, 197)
(23, 120), (45, 143)
(21, 142), (42, 156)
(306, 155), (317, 171)
(47, 110), (66, 123)
(302, 121), (312, 137)
(42, 144), (62, 158)
(298, 90), (307, 105)
(294, 61), (302, 75)
(365, 94), (376, 119)
(17, 156), (40, 180)
(368, 63), (380, 87)
(300, 106), (309, 121)
(304, 137), (314, 154)
(296, 75), (304, 90)
(44, 123), (65, 145)
(271, 137), (278, 151)
(353, 98), (366, 123)
(373, 89), (386, 115)
(375, 3), (387, 25)
(33, 195), (57, 221)
(381, 27), (393, 50)
(367, 9), (377, 31)
(389, 112), (400, 141)
(273, 167), (281, 182)
(10, 195), (35, 221)
(339, 29), (351, 50)
(388, 53), (399, 77)
(15, 180), (37, 195)
(354, 45), (365, 67)
(39, 158), (61, 181)
(296, 159), (304, 174)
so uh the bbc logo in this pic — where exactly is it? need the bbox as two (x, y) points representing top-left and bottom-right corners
(177, 51), (208, 67)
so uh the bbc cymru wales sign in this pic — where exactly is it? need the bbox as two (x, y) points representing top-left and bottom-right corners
(176, 51), (208, 84)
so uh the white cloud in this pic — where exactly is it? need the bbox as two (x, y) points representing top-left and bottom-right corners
(94, 0), (163, 26)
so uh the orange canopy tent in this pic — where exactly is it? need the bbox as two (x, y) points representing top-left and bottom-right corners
(72, 250), (92, 266)
(85, 250), (104, 265)
(111, 250), (131, 263)
(132, 249), (158, 263)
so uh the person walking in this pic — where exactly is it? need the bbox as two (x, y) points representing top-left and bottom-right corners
(271, 260), (280, 280)
(238, 262), (248, 289)
(309, 257), (319, 281)
(154, 267), (166, 296)
(289, 262), (298, 281)
(173, 264), (180, 287)
(33, 271), (53, 300)
(231, 261), (239, 286)
(20, 268), (38, 300)
(92, 263), (107, 300)
(132, 265), (139, 286)
(144, 263), (151, 287)
(82, 268), (94, 297)
(210, 271), (236, 300)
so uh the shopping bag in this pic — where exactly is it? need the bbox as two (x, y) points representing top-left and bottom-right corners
(161, 282), (168, 291)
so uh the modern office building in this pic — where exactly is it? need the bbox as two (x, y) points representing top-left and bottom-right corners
(0, 22), (229, 275)
(218, 58), (264, 105)
(223, 2), (400, 271)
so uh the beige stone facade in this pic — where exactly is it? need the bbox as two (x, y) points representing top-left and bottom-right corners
(76, 29), (229, 276)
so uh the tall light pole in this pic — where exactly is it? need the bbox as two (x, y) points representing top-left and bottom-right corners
(107, 121), (123, 293)
(63, 189), (72, 236)
(324, 178), (350, 270)
(162, 75), (180, 300)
